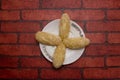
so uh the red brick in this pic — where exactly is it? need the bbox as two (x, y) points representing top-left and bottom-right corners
(0, 33), (17, 43)
(86, 33), (106, 43)
(107, 10), (120, 20)
(0, 11), (20, 20)
(68, 57), (104, 67)
(19, 33), (37, 44)
(86, 21), (120, 32)
(42, 0), (81, 8)
(83, 0), (120, 8)
(107, 56), (120, 66)
(75, 21), (85, 30)
(108, 33), (120, 43)
(2, 0), (39, 9)
(84, 68), (120, 79)
(22, 10), (62, 20)
(0, 69), (38, 79)
(0, 45), (40, 56)
(41, 68), (81, 79)
(85, 45), (120, 55)
(1, 22), (40, 32)
(0, 57), (18, 67)
(64, 10), (104, 20)
(21, 57), (52, 68)
(42, 21), (51, 28)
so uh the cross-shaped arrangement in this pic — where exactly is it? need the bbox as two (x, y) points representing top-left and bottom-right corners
(35, 13), (90, 69)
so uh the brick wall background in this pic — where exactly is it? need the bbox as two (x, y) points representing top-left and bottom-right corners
(0, 0), (120, 80)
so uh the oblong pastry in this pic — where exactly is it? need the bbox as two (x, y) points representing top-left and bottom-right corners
(63, 37), (90, 49)
(35, 31), (62, 46)
(53, 43), (66, 68)
(59, 13), (70, 40)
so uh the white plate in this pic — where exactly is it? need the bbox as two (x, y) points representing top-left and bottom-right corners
(40, 19), (85, 65)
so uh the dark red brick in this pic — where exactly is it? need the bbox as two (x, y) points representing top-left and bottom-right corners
(42, 21), (51, 28)
(64, 10), (104, 20)
(21, 57), (52, 68)
(0, 11), (20, 20)
(22, 10), (62, 20)
(84, 68), (120, 79)
(83, 0), (120, 8)
(1, 22), (40, 32)
(19, 33), (36, 44)
(0, 33), (17, 43)
(2, 0), (39, 9)
(108, 33), (120, 43)
(75, 21), (85, 30)
(107, 10), (120, 20)
(41, 68), (81, 79)
(86, 33), (106, 43)
(68, 57), (104, 67)
(107, 56), (120, 66)
(0, 57), (18, 67)
(0, 45), (40, 56)
(0, 69), (38, 79)
(85, 45), (120, 55)
(86, 21), (120, 32)
(42, 0), (81, 8)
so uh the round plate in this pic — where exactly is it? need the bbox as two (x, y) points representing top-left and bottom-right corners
(40, 19), (85, 65)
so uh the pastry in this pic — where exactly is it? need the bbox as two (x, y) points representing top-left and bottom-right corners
(59, 13), (70, 39)
(53, 43), (66, 68)
(35, 31), (62, 46)
(63, 37), (90, 49)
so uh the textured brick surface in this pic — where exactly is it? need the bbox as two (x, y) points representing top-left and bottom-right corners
(42, 0), (81, 8)
(1, 22), (41, 32)
(0, 45), (40, 56)
(68, 57), (104, 67)
(0, 11), (20, 20)
(86, 21), (120, 32)
(107, 10), (120, 20)
(84, 68), (120, 79)
(0, 57), (18, 67)
(85, 45), (120, 55)
(0, 33), (17, 43)
(22, 10), (62, 20)
(2, 0), (39, 9)
(0, 0), (120, 80)
(86, 33), (106, 43)
(41, 68), (81, 79)
(21, 57), (52, 68)
(0, 69), (38, 79)
(64, 10), (105, 20)
(107, 56), (120, 66)
(108, 33), (120, 43)
(19, 33), (37, 44)
(83, 0), (120, 8)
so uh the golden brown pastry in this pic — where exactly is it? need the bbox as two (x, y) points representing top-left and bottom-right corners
(53, 43), (66, 68)
(59, 13), (70, 40)
(63, 37), (90, 49)
(35, 31), (62, 46)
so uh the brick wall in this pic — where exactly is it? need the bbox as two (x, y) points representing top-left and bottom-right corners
(0, 0), (120, 80)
